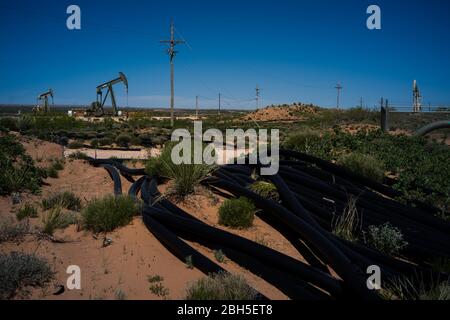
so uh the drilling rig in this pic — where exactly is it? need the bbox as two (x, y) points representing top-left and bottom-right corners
(88, 72), (128, 117)
(33, 89), (54, 114)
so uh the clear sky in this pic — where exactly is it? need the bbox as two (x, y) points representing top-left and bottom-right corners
(0, 0), (449, 109)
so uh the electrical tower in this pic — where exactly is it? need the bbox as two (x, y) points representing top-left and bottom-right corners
(160, 20), (185, 127)
(255, 85), (261, 110)
(335, 82), (343, 109)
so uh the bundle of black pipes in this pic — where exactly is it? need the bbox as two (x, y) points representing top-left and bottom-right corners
(88, 150), (449, 300)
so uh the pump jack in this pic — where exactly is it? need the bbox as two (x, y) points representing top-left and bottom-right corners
(33, 89), (54, 113)
(88, 72), (128, 116)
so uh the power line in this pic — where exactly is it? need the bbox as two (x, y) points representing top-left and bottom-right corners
(335, 82), (343, 109)
(160, 19), (185, 127)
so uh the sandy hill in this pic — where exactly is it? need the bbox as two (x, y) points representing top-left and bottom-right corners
(241, 103), (320, 122)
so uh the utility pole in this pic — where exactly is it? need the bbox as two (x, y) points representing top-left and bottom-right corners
(160, 19), (185, 127)
(360, 97), (363, 109)
(218, 93), (221, 116)
(256, 85), (261, 111)
(195, 95), (199, 118)
(335, 82), (343, 109)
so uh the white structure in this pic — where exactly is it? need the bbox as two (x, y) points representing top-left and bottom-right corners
(413, 80), (422, 113)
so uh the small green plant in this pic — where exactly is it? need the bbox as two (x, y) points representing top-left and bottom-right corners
(147, 274), (169, 298)
(148, 275), (164, 283)
(283, 128), (322, 155)
(366, 222), (408, 255)
(332, 196), (361, 242)
(0, 218), (29, 243)
(115, 133), (132, 147)
(41, 207), (73, 235)
(42, 192), (82, 211)
(16, 203), (38, 221)
(68, 151), (89, 160)
(97, 137), (113, 146)
(218, 197), (255, 229)
(68, 141), (84, 149)
(382, 276), (450, 300)
(149, 282), (169, 298)
(185, 272), (258, 300)
(81, 195), (140, 233)
(50, 158), (65, 171)
(249, 181), (279, 201)
(146, 143), (214, 198)
(0, 252), (54, 299)
(337, 152), (385, 183)
(185, 255), (194, 269)
(46, 166), (59, 178)
(213, 249), (226, 263)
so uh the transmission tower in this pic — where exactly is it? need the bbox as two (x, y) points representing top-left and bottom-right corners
(335, 82), (343, 109)
(160, 20), (185, 127)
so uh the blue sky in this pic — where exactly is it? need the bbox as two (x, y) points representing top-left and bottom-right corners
(0, 0), (449, 109)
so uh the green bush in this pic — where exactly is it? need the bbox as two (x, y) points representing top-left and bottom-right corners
(337, 152), (385, 183)
(115, 133), (132, 147)
(42, 191), (82, 211)
(67, 140), (84, 149)
(283, 129), (322, 155)
(0, 218), (29, 243)
(332, 196), (360, 242)
(186, 272), (258, 300)
(249, 181), (279, 201)
(41, 207), (74, 235)
(81, 195), (140, 233)
(90, 138), (99, 148)
(0, 117), (18, 131)
(46, 166), (59, 178)
(218, 197), (255, 229)
(0, 252), (54, 299)
(16, 204), (38, 221)
(98, 137), (113, 146)
(146, 143), (214, 198)
(0, 135), (45, 195)
(366, 222), (408, 255)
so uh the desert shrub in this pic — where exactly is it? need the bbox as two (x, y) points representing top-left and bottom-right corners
(366, 222), (408, 255)
(147, 143), (214, 197)
(0, 135), (45, 195)
(0, 252), (54, 299)
(42, 192), (82, 211)
(382, 277), (450, 300)
(0, 117), (18, 131)
(46, 166), (59, 178)
(81, 195), (140, 233)
(68, 140), (84, 149)
(130, 136), (142, 146)
(50, 158), (65, 171)
(68, 151), (89, 160)
(283, 128), (323, 155)
(249, 181), (279, 201)
(0, 218), (29, 242)
(337, 152), (385, 183)
(16, 203), (38, 221)
(214, 250), (226, 263)
(41, 207), (74, 235)
(115, 133), (132, 147)
(185, 272), (258, 300)
(98, 137), (113, 146)
(90, 138), (99, 148)
(332, 196), (360, 242)
(218, 197), (255, 229)
(17, 115), (34, 132)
